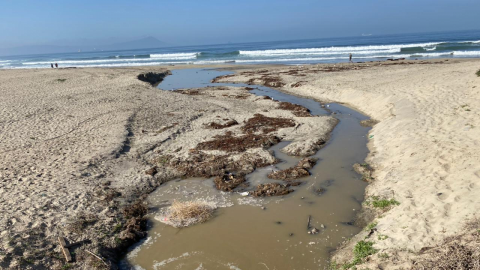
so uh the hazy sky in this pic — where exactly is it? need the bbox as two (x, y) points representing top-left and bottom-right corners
(1, 0), (480, 48)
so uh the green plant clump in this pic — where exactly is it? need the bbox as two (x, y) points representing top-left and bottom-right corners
(354, 240), (377, 261)
(476, 69), (480, 77)
(366, 222), (377, 231)
(369, 196), (400, 208)
(337, 240), (378, 269)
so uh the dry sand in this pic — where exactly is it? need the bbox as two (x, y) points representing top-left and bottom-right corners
(0, 65), (336, 269)
(218, 58), (480, 269)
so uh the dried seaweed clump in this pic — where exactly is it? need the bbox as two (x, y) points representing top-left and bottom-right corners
(170, 151), (275, 178)
(175, 89), (202, 95)
(157, 200), (216, 228)
(196, 131), (281, 152)
(353, 163), (375, 182)
(268, 158), (317, 180)
(360, 119), (379, 127)
(247, 76), (286, 88)
(252, 183), (298, 197)
(118, 201), (148, 246)
(242, 114), (295, 134)
(205, 119), (238, 129)
(278, 102), (312, 117)
(214, 173), (246, 192)
(413, 242), (480, 270)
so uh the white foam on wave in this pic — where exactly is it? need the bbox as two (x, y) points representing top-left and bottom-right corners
(0, 60), (11, 63)
(239, 48), (400, 57)
(239, 42), (442, 56)
(150, 52), (198, 60)
(24, 56), (187, 65)
(23, 53), (198, 65)
(450, 50), (480, 56)
(459, 40), (480, 44)
(235, 54), (414, 63)
(411, 51), (480, 57)
(8, 61), (192, 69)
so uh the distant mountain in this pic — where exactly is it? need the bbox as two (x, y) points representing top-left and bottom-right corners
(104, 36), (166, 50)
(0, 36), (166, 56)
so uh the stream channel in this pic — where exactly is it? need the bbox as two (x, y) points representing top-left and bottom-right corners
(122, 68), (371, 270)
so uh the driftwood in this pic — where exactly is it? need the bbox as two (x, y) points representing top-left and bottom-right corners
(307, 215), (312, 230)
(86, 250), (109, 267)
(58, 237), (72, 262)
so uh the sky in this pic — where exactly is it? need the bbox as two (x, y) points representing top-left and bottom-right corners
(1, 0), (480, 48)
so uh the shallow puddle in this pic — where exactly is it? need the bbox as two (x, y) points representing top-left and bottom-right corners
(122, 69), (371, 269)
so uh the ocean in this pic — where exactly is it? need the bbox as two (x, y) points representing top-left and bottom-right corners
(1, 30), (479, 69)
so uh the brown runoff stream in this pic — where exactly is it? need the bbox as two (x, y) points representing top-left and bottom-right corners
(121, 69), (371, 270)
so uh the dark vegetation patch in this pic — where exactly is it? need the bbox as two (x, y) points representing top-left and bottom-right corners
(414, 243), (480, 270)
(268, 158), (316, 180)
(232, 94), (249, 99)
(412, 219), (480, 269)
(241, 114), (295, 134)
(476, 69), (480, 77)
(214, 173), (246, 192)
(137, 71), (171, 86)
(313, 187), (327, 196)
(252, 183), (297, 197)
(145, 166), (157, 176)
(221, 94), (250, 99)
(248, 76), (286, 88)
(170, 151), (276, 178)
(205, 119), (238, 130)
(174, 89), (202, 95)
(353, 163), (375, 182)
(291, 81), (307, 88)
(211, 74), (235, 83)
(68, 213), (98, 234)
(360, 119), (379, 127)
(196, 131), (281, 152)
(204, 86), (229, 90)
(104, 188), (122, 202)
(278, 102), (312, 117)
(97, 200), (148, 265)
(156, 123), (178, 134)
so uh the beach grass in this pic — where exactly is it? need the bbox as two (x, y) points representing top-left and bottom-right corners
(161, 200), (216, 228)
(337, 240), (378, 269)
(368, 196), (400, 209)
(476, 69), (480, 77)
(365, 222), (377, 231)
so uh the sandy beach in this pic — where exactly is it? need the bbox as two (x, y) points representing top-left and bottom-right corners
(1, 58), (480, 269)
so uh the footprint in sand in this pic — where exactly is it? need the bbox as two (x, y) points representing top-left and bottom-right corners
(437, 192), (448, 201)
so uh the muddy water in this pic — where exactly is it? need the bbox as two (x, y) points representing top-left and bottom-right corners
(123, 69), (371, 270)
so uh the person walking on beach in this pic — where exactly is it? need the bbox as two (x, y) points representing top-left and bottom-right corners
(349, 53), (353, 63)
(51, 63), (54, 68)
(55, 63), (58, 68)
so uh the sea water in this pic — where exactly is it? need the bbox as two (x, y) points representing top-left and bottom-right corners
(1, 30), (479, 69)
